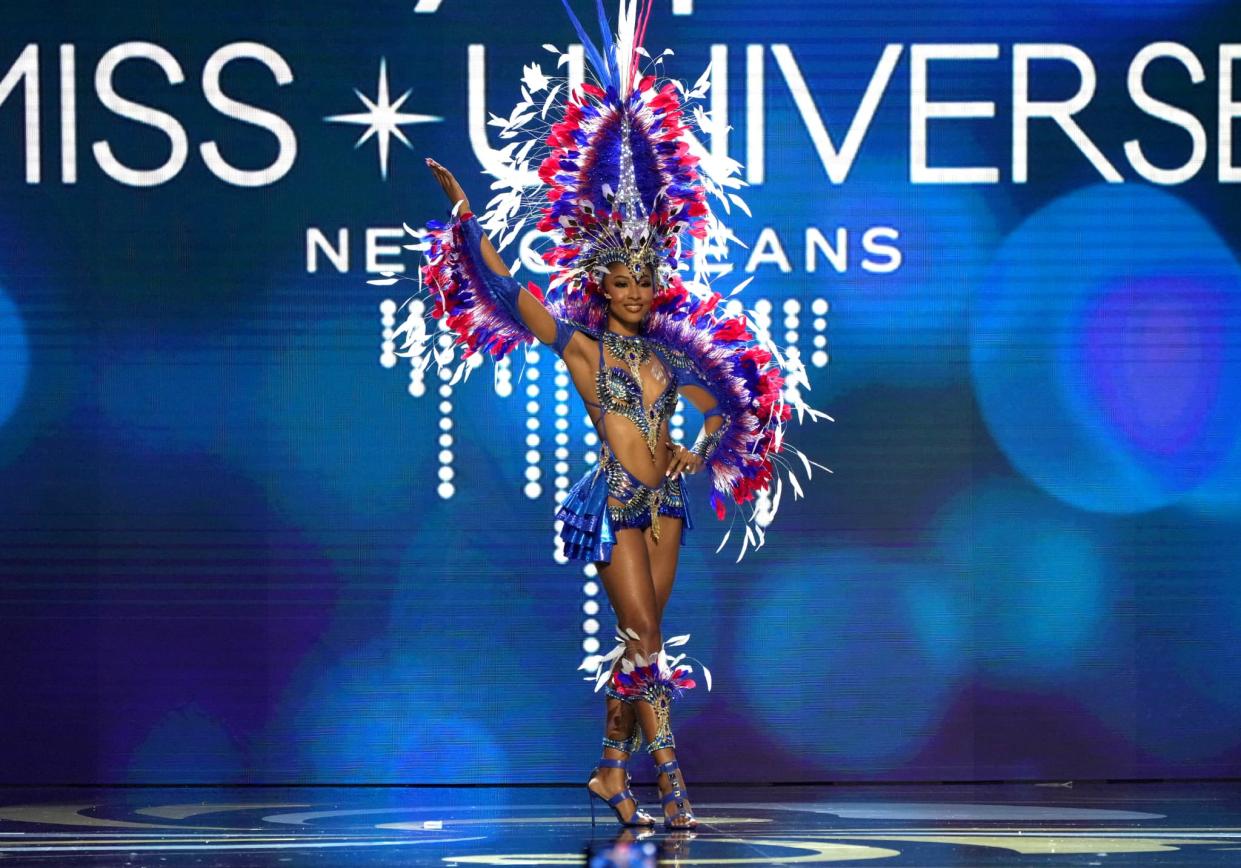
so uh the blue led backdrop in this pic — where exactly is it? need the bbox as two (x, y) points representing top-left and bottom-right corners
(1, 0), (1240, 783)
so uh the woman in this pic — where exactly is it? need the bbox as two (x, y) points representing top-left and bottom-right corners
(395, 0), (829, 833)
(424, 156), (722, 830)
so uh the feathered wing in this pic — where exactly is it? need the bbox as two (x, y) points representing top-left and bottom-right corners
(644, 276), (834, 558)
(421, 214), (539, 361)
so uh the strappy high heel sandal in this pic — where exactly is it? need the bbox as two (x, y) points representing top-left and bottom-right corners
(589, 704), (655, 828)
(655, 757), (699, 830)
(587, 758), (656, 827)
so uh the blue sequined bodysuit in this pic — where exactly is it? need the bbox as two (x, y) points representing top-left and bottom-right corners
(552, 317), (720, 563)
(583, 331), (687, 541)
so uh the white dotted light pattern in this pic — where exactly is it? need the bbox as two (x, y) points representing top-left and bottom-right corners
(810, 296), (830, 368)
(435, 325), (456, 500)
(552, 356), (574, 565)
(521, 346), (543, 500)
(581, 564), (601, 655)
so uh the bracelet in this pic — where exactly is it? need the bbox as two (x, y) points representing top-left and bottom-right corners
(689, 424), (725, 461)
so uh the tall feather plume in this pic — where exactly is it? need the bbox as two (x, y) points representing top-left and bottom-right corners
(593, 0), (617, 87)
(559, 0), (612, 90)
(614, 0), (653, 99)
(632, 0), (655, 75)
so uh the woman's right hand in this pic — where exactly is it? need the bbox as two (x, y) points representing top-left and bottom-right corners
(425, 154), (562, 350)
(425, 157), (471, 215)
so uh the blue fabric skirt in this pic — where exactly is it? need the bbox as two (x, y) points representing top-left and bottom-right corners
(555, 465), (693, 565)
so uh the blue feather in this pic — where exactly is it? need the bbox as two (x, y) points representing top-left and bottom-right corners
(594, 0), (617, 87)
(560, 0), (612, 89)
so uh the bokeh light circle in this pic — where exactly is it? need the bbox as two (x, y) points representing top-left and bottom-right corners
(738, 546), (969, 773)
(970, 184), (1241, 514)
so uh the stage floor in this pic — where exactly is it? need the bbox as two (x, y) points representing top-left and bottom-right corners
(0, 780), (1238, 865)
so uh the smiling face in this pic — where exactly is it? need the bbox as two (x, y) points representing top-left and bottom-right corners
(602, 261), (655, 330)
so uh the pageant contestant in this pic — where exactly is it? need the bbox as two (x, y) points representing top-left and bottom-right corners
(392, 0), (831, 831)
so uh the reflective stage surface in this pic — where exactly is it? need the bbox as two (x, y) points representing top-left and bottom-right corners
(1, 781), (1239, 865)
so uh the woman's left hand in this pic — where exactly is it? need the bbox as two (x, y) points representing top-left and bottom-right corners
(666, 442), (704, 478)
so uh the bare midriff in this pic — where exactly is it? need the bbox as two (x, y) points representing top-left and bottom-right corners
(564, 337), (674, 496)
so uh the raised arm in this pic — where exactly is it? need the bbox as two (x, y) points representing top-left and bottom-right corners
(425, 158), (560, 349)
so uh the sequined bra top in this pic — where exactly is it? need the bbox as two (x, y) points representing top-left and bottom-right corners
(581, 331), (678, 459)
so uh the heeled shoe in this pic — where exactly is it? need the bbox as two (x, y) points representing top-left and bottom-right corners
(587, 758), (657, 827)
(655, 757), (699, 830)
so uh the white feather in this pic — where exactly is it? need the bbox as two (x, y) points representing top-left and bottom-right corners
(736, 525), (750, 562)
(688, 60), (714, 99)
(787, 471), (804, 499)
(541, 83), (563, 119)
(793, 446), (814, 480)
(727, 276), (754, 297)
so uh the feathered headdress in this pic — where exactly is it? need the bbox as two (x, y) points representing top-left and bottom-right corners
(479, 0), (743, 295)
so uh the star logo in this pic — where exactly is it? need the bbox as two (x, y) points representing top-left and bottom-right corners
(325, 58), (442, 180)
